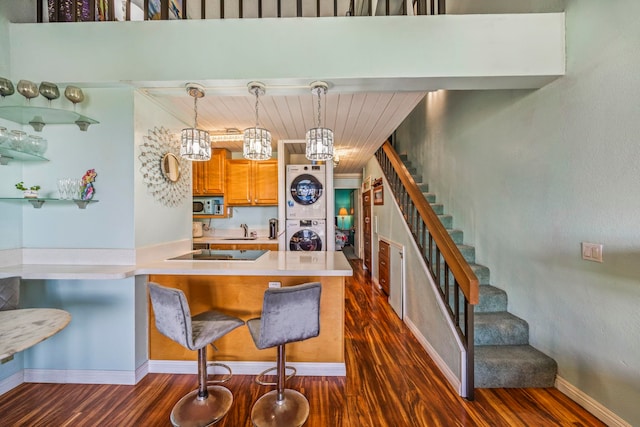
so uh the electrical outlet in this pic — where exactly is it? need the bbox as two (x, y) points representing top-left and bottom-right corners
(582, 242), (603, 263)
(268, 281), (281, 288)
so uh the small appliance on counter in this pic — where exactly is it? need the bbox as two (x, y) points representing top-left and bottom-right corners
(192, 221), (204, 237)
(269, 218), (278, 240)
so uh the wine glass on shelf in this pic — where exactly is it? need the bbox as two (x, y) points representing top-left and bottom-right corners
(64, 85), (84, 111)
(39, 81), (60, 106)
(0, 77), (14, 99)
(17, 80), (39, 104)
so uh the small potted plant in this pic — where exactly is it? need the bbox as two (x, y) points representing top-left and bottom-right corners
(15, 181), (41, 198)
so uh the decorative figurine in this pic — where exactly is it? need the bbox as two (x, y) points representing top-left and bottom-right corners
(80, 169), (97, 201)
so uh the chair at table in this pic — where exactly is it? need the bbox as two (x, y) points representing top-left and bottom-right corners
(148, 282), (244, 427)
(0, 277), (19, 311)
(247, 282), (322, 427)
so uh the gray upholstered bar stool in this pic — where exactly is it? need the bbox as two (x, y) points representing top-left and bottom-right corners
(148, 282), (244, 427)
(0, 277), (20, 311)
(247, 282), (322, 427)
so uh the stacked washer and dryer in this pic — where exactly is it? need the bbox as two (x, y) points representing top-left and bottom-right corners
(285, 164), (327, 251)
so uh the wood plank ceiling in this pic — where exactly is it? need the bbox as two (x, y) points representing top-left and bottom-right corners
(141, 86), (426, 173)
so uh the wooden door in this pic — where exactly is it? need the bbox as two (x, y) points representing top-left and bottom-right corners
(362, 190), (372, 270)
(253, 160), (278, 205)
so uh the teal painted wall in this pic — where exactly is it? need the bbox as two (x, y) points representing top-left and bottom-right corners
(394, 1), (640, 424)
(335, 189), (353, 230)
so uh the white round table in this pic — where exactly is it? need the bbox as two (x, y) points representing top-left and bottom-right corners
(0, 308), (71, 362)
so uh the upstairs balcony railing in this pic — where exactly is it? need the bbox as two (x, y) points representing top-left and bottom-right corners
(39, 0), (445, 22)
(376, 141), (478, 399)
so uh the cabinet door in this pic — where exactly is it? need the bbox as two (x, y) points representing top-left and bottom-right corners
(253, 160), (278, 205)
(192, 161), (206, 195)
(202, 149), (228, 194)
(193, 149), (228, 195)
(378, 241), (390, 295)
(226, 159), (252, 205)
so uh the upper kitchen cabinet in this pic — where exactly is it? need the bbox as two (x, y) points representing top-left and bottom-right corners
(226, 159), (278, 206)
(192, 148), (230, 196)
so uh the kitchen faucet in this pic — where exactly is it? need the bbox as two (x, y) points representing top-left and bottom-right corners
(240, 223), (248, 238)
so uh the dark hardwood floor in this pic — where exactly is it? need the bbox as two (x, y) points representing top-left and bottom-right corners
(0, 253), (604, 426)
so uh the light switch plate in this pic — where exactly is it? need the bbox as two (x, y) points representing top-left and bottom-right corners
(582, 242), (603, 262)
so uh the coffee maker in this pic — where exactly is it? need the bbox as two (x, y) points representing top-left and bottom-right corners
(269, 218), (278, 240)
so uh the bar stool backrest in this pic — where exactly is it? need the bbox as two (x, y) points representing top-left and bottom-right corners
(0, 277), (19, 311)
(254, 282), (321, 350)
(149, 282), (193, 350)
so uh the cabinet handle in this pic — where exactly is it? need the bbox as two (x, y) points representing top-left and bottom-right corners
(380, 261), (386, 266)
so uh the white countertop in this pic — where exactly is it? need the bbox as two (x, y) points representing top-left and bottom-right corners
(193, 236), (278, 245)
(0, 251), (352, 280)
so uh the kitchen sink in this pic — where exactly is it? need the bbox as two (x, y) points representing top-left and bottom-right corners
(221, 237), (257, 240)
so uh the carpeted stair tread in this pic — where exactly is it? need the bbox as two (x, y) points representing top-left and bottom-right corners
(469, 263), (490, 285)
(476, 285), (508, 313)
(423, 192), (436, 203)
(455, 244), (475, 263)
(475, 345), (557, 388)
(438, 214), (453, 229)
(430, 203), (444, 215)
(447, 229), (464, 245)
(475, 312), (529, 345)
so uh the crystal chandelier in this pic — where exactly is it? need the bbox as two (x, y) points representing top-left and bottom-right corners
(243, 82), (272, 161)
(180, 83), (211, 161)
(306, 81), (334, 161)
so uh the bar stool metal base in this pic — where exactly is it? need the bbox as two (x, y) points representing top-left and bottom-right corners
(170, 385), (233, 427)
(250, 389), (309, 427)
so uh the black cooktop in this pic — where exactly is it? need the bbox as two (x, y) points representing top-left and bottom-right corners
(168, 249), (268, 261)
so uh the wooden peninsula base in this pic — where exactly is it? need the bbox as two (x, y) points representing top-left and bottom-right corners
(148, 274), (344, 366)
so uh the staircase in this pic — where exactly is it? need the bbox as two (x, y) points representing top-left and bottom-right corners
(399, 154), (557, 388)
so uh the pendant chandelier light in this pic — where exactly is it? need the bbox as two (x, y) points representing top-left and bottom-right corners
(180, 83), (211, 161)
(306, 81), (334, 161)
(243, 82), (272, 160)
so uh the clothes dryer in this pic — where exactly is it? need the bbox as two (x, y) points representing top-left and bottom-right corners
(286, 219), (326, 251)
(286, 164), (326, 219)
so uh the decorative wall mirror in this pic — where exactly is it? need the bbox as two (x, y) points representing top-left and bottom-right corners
(139, 127), (191, 206)
(161, 152), (181, 182)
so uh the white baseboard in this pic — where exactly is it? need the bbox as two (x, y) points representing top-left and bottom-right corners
(555, 376), (631, 427)
(0, 371), (24, 396)
(404, 317), (461, 394)
(23, 368), (139, 385)
(148, 360), (346, 377)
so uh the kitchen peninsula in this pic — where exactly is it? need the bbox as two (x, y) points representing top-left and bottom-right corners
(0, 249), (352, 381)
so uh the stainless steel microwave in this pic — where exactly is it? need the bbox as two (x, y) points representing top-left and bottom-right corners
(193, 197), (223, 215)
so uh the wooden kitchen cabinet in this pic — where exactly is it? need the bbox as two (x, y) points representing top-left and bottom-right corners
(192, 149), (230, 195)
(226, 159), (278, 206)
(378, 240), (390, 295)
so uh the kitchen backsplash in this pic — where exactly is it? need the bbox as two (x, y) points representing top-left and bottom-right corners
(195, 206), (277, 237)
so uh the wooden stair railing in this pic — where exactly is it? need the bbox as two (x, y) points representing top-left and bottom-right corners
(376, 141), (478, 400)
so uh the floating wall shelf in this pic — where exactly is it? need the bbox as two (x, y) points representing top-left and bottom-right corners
(0, 198), (99, 209)
(0, 106), (99, 131)
(0, 146), (49, 165)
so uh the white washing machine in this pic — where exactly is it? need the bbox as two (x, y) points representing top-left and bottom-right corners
(286, 219), (326, 251)
(286, 164), (326, 219)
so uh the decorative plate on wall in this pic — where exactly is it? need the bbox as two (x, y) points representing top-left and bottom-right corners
(138, 127), (191, 207)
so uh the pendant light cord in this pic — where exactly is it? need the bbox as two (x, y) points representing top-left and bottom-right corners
(254, 87), (260, 127)
(193, 94), (199, 129)
(316, 86), (322, 128)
